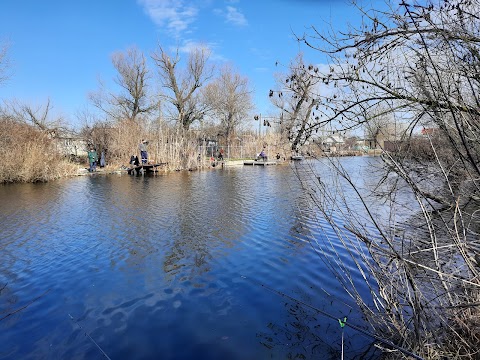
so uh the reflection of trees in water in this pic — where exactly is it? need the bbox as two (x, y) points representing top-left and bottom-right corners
(84, 172), (250, 284)
(162, 174), (212, 278)
(162, 171), (247, 280)
(288, 191), (314, 248)
(256, 300), (379, 359)
(163, 235), (211, 277)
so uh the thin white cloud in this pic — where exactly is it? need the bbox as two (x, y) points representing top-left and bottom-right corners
(214, 5), (248, 27)
(225, 6), (247, 26)
(137, 0), (198, 36)
(177, 40), (211, 54)
(176, 40), (227, 62)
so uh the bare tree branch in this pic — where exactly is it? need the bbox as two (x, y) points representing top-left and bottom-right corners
(152, 45), (214, 130)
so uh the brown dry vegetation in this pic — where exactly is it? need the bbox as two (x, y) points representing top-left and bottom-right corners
(0, 117), (78, 183)
(1, 106), (293, 184)
(86, 119), (291, 171)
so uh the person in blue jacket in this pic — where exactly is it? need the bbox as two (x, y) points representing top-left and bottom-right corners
(139, 140), (148, 164)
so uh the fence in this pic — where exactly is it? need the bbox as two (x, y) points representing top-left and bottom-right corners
(197, 144), (260, 160)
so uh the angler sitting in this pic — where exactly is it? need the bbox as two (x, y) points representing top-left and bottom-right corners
(256, 150), (267, 161)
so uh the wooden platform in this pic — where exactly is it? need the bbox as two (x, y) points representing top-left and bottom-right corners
(243, 160), (277, 166)
(127, 163), (167, 175)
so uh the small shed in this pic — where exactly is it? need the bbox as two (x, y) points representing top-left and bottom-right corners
(54, 130), (88, 158)
(322, 134), (345, 152)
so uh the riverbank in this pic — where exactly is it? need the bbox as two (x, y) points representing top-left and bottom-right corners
(0, 149), (383, 184)
(73, 151), (383, 177)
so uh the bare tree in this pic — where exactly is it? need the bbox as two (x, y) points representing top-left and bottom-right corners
(152, 45), (214, 130)
(269, 53), (322, 151)
(360, 106), (408, 151)
(281, 0), (480, 357)
(4, 98), (66, 137)
(203, 64), (253, 142)
(90, 46), (156, 122)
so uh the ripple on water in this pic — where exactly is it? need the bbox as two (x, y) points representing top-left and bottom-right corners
(0, 163), (382, 359)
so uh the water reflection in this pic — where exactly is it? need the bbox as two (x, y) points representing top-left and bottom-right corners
(0, 161), (381, 359)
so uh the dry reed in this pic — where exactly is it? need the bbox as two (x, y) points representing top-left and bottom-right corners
(0, 118), (78, 183)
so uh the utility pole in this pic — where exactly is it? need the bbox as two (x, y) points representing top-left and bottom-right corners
(254, 114), (262, 137)
(258, 113), (262, 137)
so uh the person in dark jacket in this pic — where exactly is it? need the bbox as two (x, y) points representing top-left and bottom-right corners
(88, 148), (98, 172)
(130, 155), (140, 167)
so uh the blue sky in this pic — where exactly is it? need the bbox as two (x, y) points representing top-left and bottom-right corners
(0, 0), (357, 128)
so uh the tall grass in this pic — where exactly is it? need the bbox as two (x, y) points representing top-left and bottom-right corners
(0, 118), (78, 183)
(91, 119), (293, 171)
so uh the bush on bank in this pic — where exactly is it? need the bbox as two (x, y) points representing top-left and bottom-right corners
(0, 118), (78, 183)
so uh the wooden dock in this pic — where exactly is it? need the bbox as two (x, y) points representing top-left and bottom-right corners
(243, 160), (277, 166)
(127, 163), (167, 175)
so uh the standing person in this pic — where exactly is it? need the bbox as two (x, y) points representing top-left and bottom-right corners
(139, 139), (148, 164)
(88, 148), (98, 172)
(100, 150), (106, 168)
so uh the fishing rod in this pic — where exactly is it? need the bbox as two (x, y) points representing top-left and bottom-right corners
(0, 288), (50, 322)
(240, 275), (424, 360)
(339, 316), (347, 360)
(68, 314), (112, 360)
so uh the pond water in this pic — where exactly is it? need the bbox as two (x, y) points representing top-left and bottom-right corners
(0, 157), (383, 359)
